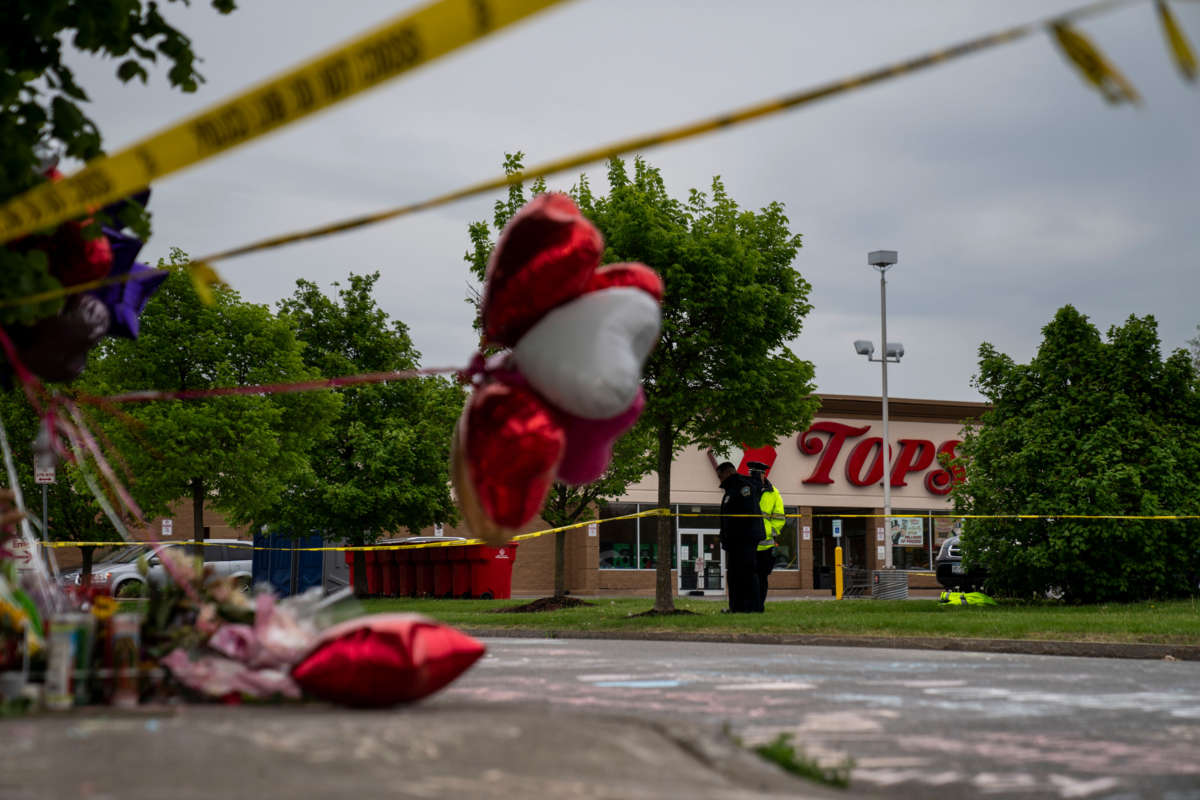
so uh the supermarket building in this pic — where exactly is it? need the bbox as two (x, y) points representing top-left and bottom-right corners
(494, 393), (987, 597)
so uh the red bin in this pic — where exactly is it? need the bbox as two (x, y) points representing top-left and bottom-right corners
(394, 547), (415, 597)
(364, 550), (383, 596)
(431, 548), (455, 598)
(379, 549), (397, 597)
(466, 543), (519, 599)
(449, 546), (472, 598)
(412, 548), (434, 598)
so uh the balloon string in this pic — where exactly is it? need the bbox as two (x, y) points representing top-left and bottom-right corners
(0, 327), (48, 417)
(0, 408), (63, 614)
(61, 399), (144, 523)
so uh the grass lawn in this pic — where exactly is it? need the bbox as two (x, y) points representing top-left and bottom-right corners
(358, 596), (1200, 644)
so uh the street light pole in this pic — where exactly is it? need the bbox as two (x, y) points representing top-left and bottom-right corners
(878, 263), (892, 569)
(867, 250), (899, 569)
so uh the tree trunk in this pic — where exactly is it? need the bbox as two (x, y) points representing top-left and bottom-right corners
(554, 529), (566, 597)
(191, 477), (204, 559)
(653, 423), (675, 612)
(80, 545), (94, 590)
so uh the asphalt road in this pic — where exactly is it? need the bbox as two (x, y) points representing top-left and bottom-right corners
(444, 637), (1200, 799)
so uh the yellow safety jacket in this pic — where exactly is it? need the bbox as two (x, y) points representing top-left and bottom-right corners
(938, 591), (997, 606)
(758, 484), (786, 552)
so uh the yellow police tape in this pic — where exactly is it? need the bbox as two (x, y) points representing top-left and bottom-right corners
(191, 0), (1139, 265)
(0, 0), (1146, 312)
(0, 0), (569, 247)
(36, 506), (1200, 552)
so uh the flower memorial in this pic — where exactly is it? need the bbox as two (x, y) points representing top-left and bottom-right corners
(0, 509), (487, 710)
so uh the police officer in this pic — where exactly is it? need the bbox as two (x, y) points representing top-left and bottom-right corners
(717, 461), (762, 613)
(748, 461), (785, 613)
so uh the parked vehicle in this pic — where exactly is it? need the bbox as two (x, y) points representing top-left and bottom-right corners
(58, 540), (253, 596)
(935, 535), (987, 592)
(388, 536), (469, 547)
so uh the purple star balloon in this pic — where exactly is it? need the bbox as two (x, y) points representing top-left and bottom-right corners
(90, 227), (168, 339)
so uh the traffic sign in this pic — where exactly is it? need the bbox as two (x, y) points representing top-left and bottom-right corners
(162, 519), (173, 537)
(832, 519), (842, 538)
(8, 537), (35, 572)
(35, 466), (55, 484)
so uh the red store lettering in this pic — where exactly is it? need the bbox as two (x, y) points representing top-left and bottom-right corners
(796, 422), (962, 495)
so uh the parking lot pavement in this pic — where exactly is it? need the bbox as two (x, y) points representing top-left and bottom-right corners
(0, 703), (848, 800)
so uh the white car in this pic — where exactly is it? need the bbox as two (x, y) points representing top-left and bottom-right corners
(59, 540), (253, 596)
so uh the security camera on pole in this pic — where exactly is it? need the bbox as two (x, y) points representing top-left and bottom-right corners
(853, 250), (902, 569)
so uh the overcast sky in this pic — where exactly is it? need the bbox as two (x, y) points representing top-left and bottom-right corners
(63, 0), (1200, 402)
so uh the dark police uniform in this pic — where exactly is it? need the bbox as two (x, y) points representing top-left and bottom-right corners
(719, 471), (764, 613)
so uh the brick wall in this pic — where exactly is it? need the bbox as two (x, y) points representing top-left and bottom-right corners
(798, 507), (814, 590)
(597, 569), (673, 596)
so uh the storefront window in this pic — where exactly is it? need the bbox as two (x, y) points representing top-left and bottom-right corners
(639, 505), (681, 568)
(598, 502), (638, 569)
(889, 512), (934, 571)
(598, 502), (676, 570)
(812, 512), (868, 574)
(933, 514), (960, 554)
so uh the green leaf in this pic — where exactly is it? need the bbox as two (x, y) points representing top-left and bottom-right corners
(116, 59), (149, 84)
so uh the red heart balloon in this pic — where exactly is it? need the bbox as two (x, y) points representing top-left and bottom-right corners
(481, 193), (602, 347)
(586, 262), (664, 302)
(291, 614), (485, 707)
(463, 380), (565, 530)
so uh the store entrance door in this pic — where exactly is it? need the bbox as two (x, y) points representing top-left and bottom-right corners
(678, 529), (724, 595)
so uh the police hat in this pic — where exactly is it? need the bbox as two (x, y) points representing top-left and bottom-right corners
(746, 461), (770, 473)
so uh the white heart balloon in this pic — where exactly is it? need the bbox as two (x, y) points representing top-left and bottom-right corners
(512, 287), (661, 420)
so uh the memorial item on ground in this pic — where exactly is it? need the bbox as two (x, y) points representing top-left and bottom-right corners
(291, 613), (486, 707)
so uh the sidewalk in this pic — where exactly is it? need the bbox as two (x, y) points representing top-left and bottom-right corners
(466, 627), (1200, 660)
(2, 703), (848, 800)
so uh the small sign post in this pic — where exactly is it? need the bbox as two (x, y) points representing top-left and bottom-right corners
(162, 519), (173, 537)
(832, 519), (842, 539)
(33, 420), (56, 539)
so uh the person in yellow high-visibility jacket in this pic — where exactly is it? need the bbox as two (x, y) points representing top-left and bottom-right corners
(748, 461), (785, 613)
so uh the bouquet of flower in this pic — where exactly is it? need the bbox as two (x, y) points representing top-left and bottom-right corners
(135, 544), (329, 702)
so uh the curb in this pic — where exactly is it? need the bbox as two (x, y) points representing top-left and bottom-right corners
(463, 628), (1200, 661)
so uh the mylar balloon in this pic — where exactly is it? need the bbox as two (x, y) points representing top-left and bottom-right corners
(453, 194), (663, 543)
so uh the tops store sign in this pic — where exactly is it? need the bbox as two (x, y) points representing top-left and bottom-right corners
(797, 421), (964, 496)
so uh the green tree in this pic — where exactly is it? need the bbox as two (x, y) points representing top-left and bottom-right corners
(590, 158), (820, 613)
(0, 0), (236, 324)
(952, 305), (1200, 602)
(273, 272), (462, 591)
(0, 389), (123, 586)
(82, 251), (339, 544)
(468, 154), (819, 612)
